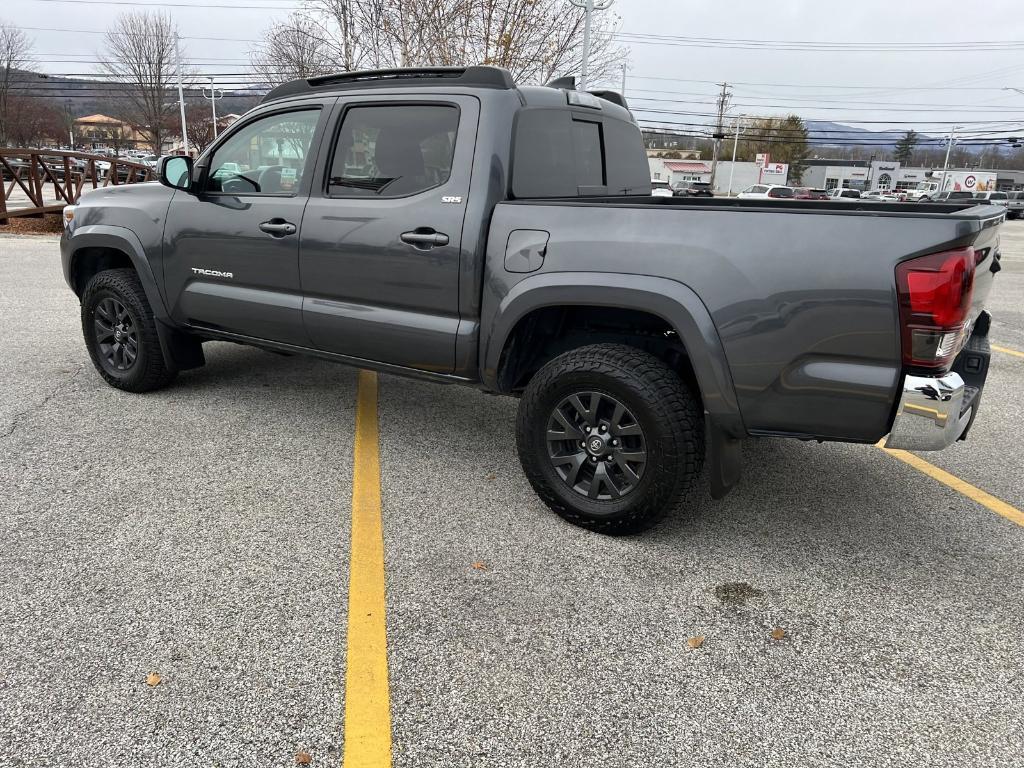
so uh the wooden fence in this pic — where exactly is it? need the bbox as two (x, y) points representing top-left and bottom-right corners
(0, 149), (154, 221)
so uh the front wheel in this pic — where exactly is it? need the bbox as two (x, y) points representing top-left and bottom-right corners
(516, 344), (705, 535)
(81, 268), (177, 392)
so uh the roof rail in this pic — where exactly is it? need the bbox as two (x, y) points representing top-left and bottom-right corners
(587, 89), (629, 110)
(261, 65), (516, 103)
(543, 75), (630, 111)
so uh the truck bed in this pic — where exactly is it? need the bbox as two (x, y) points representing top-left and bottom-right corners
(527, 194), (1007, 220)
(484, 195), (1003, 444)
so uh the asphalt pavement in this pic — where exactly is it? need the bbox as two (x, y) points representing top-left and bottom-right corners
(1, 223), (1023, 767)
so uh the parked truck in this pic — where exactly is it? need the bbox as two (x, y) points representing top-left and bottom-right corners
(60, 66), (1003, 534)
(907, 170), (998, 201)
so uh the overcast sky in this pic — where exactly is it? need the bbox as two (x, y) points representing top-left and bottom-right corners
(9, 0), (1024, 136)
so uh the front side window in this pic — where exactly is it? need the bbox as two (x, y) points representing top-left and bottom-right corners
(207, 109), (320, 195)
(328, 104), (459, 197)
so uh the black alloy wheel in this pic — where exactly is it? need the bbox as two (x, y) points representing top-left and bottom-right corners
(81, 268), (177, 392)
(546, 391), (648, 500)
(93, 296), (139, 372)
(516, 344), (705, 535)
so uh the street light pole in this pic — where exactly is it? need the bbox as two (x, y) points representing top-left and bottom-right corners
(727, 114), (746, 197)
(567, 0), (614, 91)
(175, 33), (190, 156)
(202, 77), (224, 139)
(942, 125), (960, 184)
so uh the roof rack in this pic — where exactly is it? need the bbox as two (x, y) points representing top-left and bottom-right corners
(261, 65), (516, 103)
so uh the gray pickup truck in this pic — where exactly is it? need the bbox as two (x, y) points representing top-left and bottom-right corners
(61, 66), (1003, 534)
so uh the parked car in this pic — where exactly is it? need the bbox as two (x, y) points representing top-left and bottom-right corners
(1006, 191), (1024, 219)
(674, 181), (713, 197)
(60, 65), (1003, 534)
(793, 187), (829, 200)
(930, 191), (976, 202)
(973, 191), (1009, 209)
(650, 178), (674, 197)
(737, 184), (794, 199)
(862, 189), (901, 202)
(828, 188), (862, 200)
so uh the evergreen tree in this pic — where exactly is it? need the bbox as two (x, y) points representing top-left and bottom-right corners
(894, 130), (919, 165)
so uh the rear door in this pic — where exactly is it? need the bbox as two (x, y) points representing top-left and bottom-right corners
(162, 104), (329, 345)
(299, 95), (478, 373)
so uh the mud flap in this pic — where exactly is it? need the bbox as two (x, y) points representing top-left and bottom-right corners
(706, 413), (743, 499)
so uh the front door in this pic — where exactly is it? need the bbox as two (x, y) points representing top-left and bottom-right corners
(162, 105), (327, 346)
(299, 97), (478, 374)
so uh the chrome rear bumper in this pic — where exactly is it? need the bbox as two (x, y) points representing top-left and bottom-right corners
(884, 372), (973, 451)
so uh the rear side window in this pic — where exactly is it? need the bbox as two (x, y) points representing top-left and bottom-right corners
(512, 108), (648, 198)
(328, 104), (459, 197)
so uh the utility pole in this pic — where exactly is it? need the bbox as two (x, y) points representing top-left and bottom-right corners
(175, 33), (190, 156)
(568, 0), (614, 91)
(709, 82), (731, 192)
(727, 114), (746, 196)
(202, 77), (225, 139)
(941, 125), (960, 184)
(620, 62), (627, 96)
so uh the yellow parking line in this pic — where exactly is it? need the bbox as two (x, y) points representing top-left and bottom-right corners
(343, 370), (392, 768)
(878, 443), (1024, 528)
(992, 344), (1024, 359)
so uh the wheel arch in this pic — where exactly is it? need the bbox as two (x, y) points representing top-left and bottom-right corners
(483, 273), (746, 499)
(67, 225), (169, 322)
(67, 225), (204, 372)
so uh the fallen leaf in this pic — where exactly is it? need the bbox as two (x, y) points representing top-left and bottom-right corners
(295, 751), (312, 765)
(686, 635), (705, 649)
(470, 561), (487, 571)
(485, 473), (496, 481)
(770, 627), (786, 641)
(145, 672), (161, 687)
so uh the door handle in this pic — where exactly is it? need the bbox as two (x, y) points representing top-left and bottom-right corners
(400, 229), (449, 249)
(259, 219), (297, 237)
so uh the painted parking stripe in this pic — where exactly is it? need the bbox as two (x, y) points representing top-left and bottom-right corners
(992, 344), (1024, 359)
(878, 443), (1024, 528)
(344, 370), (393, 767)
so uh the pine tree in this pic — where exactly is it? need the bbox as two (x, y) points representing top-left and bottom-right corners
(894, 130), (919, 165)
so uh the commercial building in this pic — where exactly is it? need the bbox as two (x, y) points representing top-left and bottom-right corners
(649, 158), (790, 194)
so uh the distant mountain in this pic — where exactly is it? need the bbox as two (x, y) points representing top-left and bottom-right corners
(14, 70), (262, 118)
(805, 120), (945, 151)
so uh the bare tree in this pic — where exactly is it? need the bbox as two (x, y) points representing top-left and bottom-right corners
(0, 20), (34, 146)
(99, 11), (181, 154)
(250, 14), (338, 87)
(251, 0), (626, 88)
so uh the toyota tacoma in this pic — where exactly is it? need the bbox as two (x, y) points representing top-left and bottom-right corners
(61, 66), (1003, 534)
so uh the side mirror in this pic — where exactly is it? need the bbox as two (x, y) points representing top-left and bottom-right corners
(158, 155), (193, 192)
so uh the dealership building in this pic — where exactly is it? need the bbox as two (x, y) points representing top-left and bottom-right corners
(802, 159), (1024, 192)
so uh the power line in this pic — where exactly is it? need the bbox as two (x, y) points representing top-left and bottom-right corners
(26, 0), (299, 8)
(612, 32), (1024, 53)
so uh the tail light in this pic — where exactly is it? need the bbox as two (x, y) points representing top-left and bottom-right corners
(896, 247), (975, 371)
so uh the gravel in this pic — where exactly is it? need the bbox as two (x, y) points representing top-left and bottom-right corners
(2, 228), (1024, 767)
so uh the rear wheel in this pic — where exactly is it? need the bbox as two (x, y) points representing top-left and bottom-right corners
(81, 268), (177, 392)
(516, 344), (704, 535)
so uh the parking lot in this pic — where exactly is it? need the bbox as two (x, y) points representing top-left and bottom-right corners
(1, 225), (1023, 767)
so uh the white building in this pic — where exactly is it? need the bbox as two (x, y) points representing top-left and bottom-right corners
(649, 158), (789, 194)
(648, 159), (712, 185)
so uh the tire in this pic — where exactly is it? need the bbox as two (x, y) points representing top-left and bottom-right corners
(516, 344), (705, 535)
(81, 268), (177, 393)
